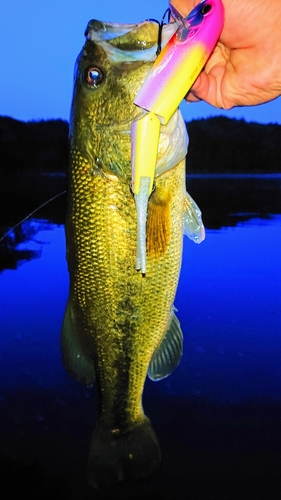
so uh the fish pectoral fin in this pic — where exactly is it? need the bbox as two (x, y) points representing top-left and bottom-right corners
(183, 191), (205, 244)
(61, 299), (96, 386)
(148, 310), (183, 381)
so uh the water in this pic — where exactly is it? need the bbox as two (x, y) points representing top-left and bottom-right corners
(0, 176), (281, 499)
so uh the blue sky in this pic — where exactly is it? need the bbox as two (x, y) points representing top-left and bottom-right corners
(1, 0), (281, 124)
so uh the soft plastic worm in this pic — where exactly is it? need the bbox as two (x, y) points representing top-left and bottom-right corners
(131, 0), (224, 273)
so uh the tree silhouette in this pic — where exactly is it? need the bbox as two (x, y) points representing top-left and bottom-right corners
(186, 116), (281, 173)
(1, 115), (281, 176)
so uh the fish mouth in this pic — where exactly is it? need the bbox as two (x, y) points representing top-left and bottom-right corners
(85, 19), (178, 63)
(83, 19), (179, 131)
(85, 20), (146, 41)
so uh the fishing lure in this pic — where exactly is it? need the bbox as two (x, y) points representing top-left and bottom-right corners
(131, 0), (224, 273)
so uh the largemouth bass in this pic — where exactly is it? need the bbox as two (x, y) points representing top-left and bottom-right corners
(62, 18), (204, 488)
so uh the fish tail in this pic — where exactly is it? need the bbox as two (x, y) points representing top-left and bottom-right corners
(87, 417), (161, 489)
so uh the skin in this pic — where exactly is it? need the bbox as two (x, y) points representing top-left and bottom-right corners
(171, 0), (281, 108)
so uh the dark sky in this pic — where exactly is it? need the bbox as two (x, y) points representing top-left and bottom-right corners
(1, 0), (280, 124)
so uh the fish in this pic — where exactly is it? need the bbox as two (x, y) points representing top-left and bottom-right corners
(61, 18), (205, 488)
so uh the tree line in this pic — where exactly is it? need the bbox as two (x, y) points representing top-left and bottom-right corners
(1, 115), (281, 174)
(186, 116), (281, 173)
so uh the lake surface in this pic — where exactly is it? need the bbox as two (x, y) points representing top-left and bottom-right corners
(0, 175), (281, 499)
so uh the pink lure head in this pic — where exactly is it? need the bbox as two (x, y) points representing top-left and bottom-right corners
(171, 0), (224, 48)
(134, 0), (224, 124)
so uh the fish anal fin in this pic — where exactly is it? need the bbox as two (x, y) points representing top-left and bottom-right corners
(146, 189), (171, 258)
(183, 191), (205, 244)
(61, 300), (95, 386)
(148, 309), (183, 381)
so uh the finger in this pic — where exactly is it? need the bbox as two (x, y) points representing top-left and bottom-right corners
(185, 42), (278, 109)
(184, 45), (232, 108)
(185, 69), (230, 107)
(185, 91), (202, 102)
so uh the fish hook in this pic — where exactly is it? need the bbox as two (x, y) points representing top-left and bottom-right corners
(156, 8), (171, 55)
(146, 7), (171, 56)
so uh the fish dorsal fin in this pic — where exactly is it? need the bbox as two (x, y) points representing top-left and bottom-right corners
(183, 192), (205, 244)
(148, 310), (183, 381)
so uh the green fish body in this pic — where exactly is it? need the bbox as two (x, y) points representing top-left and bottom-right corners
(61, 19), (204, 488)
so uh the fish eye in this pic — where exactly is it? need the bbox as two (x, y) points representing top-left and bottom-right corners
(84, 66), (104, 87)
(201, 3), (212, 15)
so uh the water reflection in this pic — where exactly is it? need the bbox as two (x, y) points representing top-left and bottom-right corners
(187, 173), (281, 228)
(0, 220), (52, 271)
(176, 216), (281, 402)
(1, 216), (280, 399)
(1, 174), (280, 271)
(0, 173), (66, 271)
(0, 176), (281, 498)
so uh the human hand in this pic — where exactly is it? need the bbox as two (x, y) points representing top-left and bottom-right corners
(171, 0), (281, 108)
